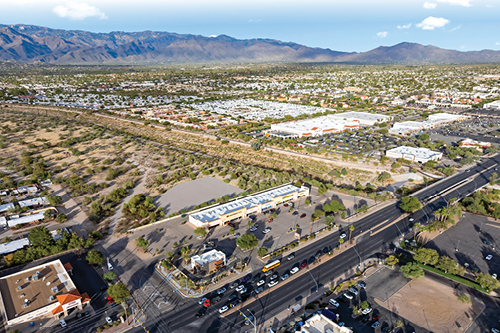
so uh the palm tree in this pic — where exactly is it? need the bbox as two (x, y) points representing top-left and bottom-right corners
(348, 224), (355, 242)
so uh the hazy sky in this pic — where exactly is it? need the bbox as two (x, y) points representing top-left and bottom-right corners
(0, 0), (498, 52)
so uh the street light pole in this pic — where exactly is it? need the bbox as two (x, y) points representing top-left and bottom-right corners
(352, 246), (362, 269)
(307, 269), (319, 293)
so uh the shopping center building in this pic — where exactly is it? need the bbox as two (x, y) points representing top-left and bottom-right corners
(188, 184), (309, 228)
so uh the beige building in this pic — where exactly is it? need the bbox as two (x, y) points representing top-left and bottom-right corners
(298, 310), (353, 333)
(0, 260), (90, 328)
(191, 249), (226, 274)
(189, 184), (309, 228)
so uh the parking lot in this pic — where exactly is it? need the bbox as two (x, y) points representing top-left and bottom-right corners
(425, 212), (500, 276)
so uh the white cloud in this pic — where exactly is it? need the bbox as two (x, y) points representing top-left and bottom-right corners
(423, 2), (437, 9)
(376, 31), (388, 38)
(416, 16), (450, 30)
(53, 1), (107, 20)
(436, 0), (472, 7)
(496, 42), (500, 45)
(397, 23), (411, 29)
(448, 24), (462, 32)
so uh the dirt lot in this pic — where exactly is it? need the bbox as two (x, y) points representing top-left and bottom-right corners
(376, 277), (483, 332)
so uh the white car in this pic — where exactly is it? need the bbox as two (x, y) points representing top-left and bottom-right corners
(409, 218), (414, 222)
(262, 228), (271, 234)
(362, 307), (372, 315)
(235, 285), (245, 292)
(105, 317), (113, 324)
(219, 306), (229, 314)
(290, 267), (299, 274)
(339, 233), (347, 239)
(493, 273), (498, 279)
(250, 226), (258, 232)
(239, 287), (248, 294)
(268, 280), (278, 288)
(328, 299), (339, 307)
(348, 287), (358, 295)
(491, 328), (500, 333)
(60, 320), (67, 327)
(343, 292), (353, 299)
(486, 254), (493, 260)
(257, 280), (265, 286)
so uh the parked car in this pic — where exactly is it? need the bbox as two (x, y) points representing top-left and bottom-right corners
(251, 276), (261, 284)
(84, 311), (90, 318)
(198, 297), (208, 305)
(287, 254), (295, 260)
(293, 211), (299, 215)
(242, 276), (251, 283)
(290, 267), (299, 274)
(381, 326), (390, 333)
(217, 287), (226, 295)
(255, 286), (264, 294)
(486, 254), (493, 260)
(271, 273), (278, 280)
(250, 226), (258, 232)
(372, 313), (380, 320)
(262, 228), (271, 234)
(239, 287), (248, 294)
(348, 287), (358, 295)
(212, 296), (221, 304)
(343, 292), (353, 300)
(362, 307), (372, 315)
(357, 281), (367, 289)
(265, 270), (273, 277)
(106, 317), (113, 324)
(236, 285), (246, 292)
(219, 306), (229, 314)
(230, 282), (238, 289)
(300, 261), (307, 269)
(309, 257), (316, 264)
(371, 321), (380, 329)
(300, 213), (306, 218)
(257, 279), (265, 286)
(328, 299), (339, 307)
(281, 273), (289, 281)
(339, 233), (347, 239)
(228, 294), (238, 302)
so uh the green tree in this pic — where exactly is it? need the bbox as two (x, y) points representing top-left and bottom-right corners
(360, 301), (370, 310)
(419, 133), (430, 141)
(90, 201), (103, 215)
(43, 209), (53, 221)
(395, 320), (404, 328)
(341, 168), (348, 176)
(313, 209), (325, 218)
(47, 195), (63, 206)
(108, 283), (130, 303)
(103, 272), (117, 281)
(386, 255), (399, 267)
(435, 256), (458, 274)
(399, 196), (422, 213)
(476, 272), (500, 292)
(229, 227), (235, 234)
(236, 234), (259, 250)
(490, 172), (498, 185)
(56, 213), (68, 223)
(135, 236), (149, 250)
(194, 227), (207, 237)
(257, 246), (269, 257)
(247, 220), (253, 228)
(400, 262), (424, 279)
(348, 224), (355, 241)
(304, 199), (311, 206)
(86, 249), (105, 266)
(28, 226), (54, 248)
(414, 248), (439, 266)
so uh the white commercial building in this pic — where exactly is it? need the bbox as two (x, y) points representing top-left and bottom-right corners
(297, 309), (353, 333)
(269, 115), (359, 138)
(483, 100), (500, 110)
(386, 146), (443, 163)
(7, 212), (46, 228)
(327, 111), (391, 126)
(190, 249), (226, 273)
(390, 113), (467, 135)
(189, 184), (309, 228)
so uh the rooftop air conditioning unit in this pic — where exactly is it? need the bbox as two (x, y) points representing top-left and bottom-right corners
(16, 286), (22, 291)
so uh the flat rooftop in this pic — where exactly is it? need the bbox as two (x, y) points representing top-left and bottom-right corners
(190, 184), (303, 223)
(0, 260), (74, 320)
(328, 111), (390, 121)
(387, 146), (441, 159)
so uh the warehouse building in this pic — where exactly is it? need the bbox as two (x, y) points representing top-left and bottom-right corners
(269, 115), (359, 138)
(390, 113), (467, 135)
(483, 100), (500, 110)
(0, 259), (90, 328)
(386, 146), (443, 163)
(189, 184), (309, 228)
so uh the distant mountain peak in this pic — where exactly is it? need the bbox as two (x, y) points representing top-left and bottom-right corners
(0, 24), (499, 64)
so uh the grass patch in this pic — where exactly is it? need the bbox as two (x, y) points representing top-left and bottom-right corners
(397, 254), (488, 293)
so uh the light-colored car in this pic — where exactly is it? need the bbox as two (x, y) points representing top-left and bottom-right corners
(236, 285), (245, 292)
(281, 273), (289, 281)
(262, 228), (271, 234)
(60, 320), (67, 327)
(217, 287), (226, 294)
(250, 226), (258, 232)
(239, 287), (248, 294)
(343, 292), (353, 299)
(105, 317), (113, 324)
(339, 233), (347, 239)
(348, 287), (358, 295)
(409, 218), (414, 222)
(198, 297), (208, 305)
(255, 286), (264, 294)
(290, 267), (299, 274)
(219, 306), (229, 314)
(287, 254), (295, 260)
(257, 280), (265, 286)
(268, 280), (278, 288)
(362, 307), (372, 315)
(328, 299), (339, 307)
(486, 254), (493, 260)
(493, 273), (498, 279)
(491, 328), (500, 333)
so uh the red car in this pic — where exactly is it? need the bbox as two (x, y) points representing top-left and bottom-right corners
(203, 299), (210, 307)
(300, 261), (307, 269)
(300, 213), (306, 218)
(268, 219), (273, 223)
(372, 314), (380, 320)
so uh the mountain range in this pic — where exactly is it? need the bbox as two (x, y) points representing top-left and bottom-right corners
(1, 24), (500, 65)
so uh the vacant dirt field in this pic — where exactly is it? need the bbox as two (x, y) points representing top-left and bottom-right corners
(375, 277), (483, 333)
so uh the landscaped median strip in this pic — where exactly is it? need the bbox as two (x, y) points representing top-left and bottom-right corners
(396, 254), (489, 293)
